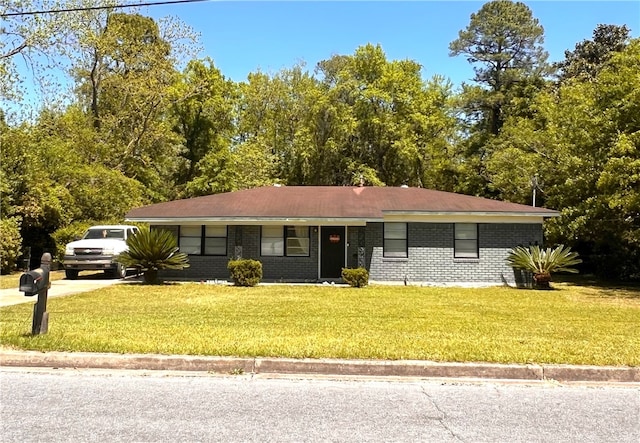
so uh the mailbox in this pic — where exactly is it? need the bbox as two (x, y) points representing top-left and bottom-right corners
(19, 268), (48, 296)
(18, 252), (52, 335)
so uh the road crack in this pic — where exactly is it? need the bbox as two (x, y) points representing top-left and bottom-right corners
(420, 385), (465, 442)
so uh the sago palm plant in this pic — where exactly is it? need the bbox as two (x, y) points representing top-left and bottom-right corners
(115, 228), (189, 284)
(506, 244), (582, 289)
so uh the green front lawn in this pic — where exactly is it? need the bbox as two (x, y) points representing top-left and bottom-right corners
(1, 283), (638, 366)
(0, 270), (68, 289)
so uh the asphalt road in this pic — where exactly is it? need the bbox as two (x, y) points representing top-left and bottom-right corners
(1, 369), (638, 442)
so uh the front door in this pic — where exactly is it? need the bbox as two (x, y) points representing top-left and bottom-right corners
(321, 226), (345, 279)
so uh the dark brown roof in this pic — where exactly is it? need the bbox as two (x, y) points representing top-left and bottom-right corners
(126, 186), (559, 221)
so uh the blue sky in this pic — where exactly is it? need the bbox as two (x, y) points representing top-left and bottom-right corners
(143, 0), (640, 87)
(5, 0), (639, 119)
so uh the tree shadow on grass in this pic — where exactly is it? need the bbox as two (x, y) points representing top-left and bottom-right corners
(117, 280), (181, 286)
(554, 274), (640, 300)
(73, 271), (114, 281)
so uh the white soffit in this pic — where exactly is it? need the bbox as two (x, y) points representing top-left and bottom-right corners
(382, 212), (553, 224)
(125, 217), (370, 226)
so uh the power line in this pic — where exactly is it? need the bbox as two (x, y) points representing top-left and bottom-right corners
(1, 0), (210, 17)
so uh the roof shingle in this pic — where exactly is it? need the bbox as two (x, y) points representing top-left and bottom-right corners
(126, 186), (559, 221)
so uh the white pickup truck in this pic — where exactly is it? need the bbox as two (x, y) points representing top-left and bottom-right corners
(62, 225), (139, 279)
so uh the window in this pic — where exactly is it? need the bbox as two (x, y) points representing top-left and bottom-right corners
(261, 226), (310, 257)
(179, 226), (202, 255)
(84, 228), (124, 240)
(261, 226), (284, 256)
(205, 226), (227, 255)
(179, 225), (228, 255)
(384, 223), (407, 258)
(286, 226), (310, 256)
(455, 223), (478, 258)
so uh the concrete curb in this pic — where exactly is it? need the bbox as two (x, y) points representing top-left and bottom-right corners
(1, 350), (638, 383)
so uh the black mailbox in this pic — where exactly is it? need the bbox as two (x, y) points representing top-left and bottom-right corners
(19, 269), (48, 296)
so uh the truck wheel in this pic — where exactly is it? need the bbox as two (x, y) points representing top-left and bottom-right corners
(117, 263), (127, 279)
(65, 269), (79, 280)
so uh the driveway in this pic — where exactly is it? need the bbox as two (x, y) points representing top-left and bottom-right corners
(0, 273), (130, 307)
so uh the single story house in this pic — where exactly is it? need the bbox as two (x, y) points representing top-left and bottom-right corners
(125, 185), (559, 285)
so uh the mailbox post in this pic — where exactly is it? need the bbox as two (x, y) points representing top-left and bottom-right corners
(18, 253), (52, 335)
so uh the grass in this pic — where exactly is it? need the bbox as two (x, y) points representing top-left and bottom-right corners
(0, 282), (638, 366)
(0, 270), (68, 289)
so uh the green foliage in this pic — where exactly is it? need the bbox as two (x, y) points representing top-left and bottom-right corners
(170, 58), (237, 198)
(71, 12), (194, 199)
(0, 217), (22, 274)
(486, 38), (640, 280)
(341, 267), (369, 288)
(0, 0), (79, 102)
(506, 245), (582, 289)
(449, 0), (548, 135)
(227, 259), (262, 287)
(3, 6), (640, 286)
(115, 228), (189, 284)
(315, 45), (459, 187)
(557, 24), (630, 81)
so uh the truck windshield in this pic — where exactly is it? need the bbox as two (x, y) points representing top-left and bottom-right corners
(83, 229), (125, 240)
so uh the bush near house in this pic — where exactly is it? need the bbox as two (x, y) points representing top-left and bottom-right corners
(341, 267), (369, 287)
(115, 228), (190, 284)
(228, 259), (262, 287)
(506, 244), (582, 289)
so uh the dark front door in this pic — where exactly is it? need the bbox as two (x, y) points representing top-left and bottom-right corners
(321, 226), (345, 279)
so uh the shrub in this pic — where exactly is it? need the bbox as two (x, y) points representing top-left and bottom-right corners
(506, 244), (581, 289)
(228, 259), (262, 287)
(0, 217), (22, 274)
(115, 228), (190, 284)
(341, 267), (369, 287)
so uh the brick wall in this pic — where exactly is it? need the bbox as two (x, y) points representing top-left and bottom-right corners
(155, 222), (542, 285)
(158, 225), (319, 282)
(366, 222), (543, 284)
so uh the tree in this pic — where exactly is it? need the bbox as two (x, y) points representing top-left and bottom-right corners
(170, 58), (237, 196)
(314, 44), (459, 187)
(486, 38), (640, 280)
(449, 0), (548, 135)
(557, 24), (631, 81)
(1, 0), (82, 102)
(1, 107), (149, 263)
(70, 11), (198, 199)
(0, 217), (22, 274)
(1, 1), (135, 116)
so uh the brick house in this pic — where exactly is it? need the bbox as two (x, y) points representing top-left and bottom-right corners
(125, 186), (559, 285)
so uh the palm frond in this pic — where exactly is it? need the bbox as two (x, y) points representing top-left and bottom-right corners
(506, 244), (582, 276)
(116, 228), (190, 272)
